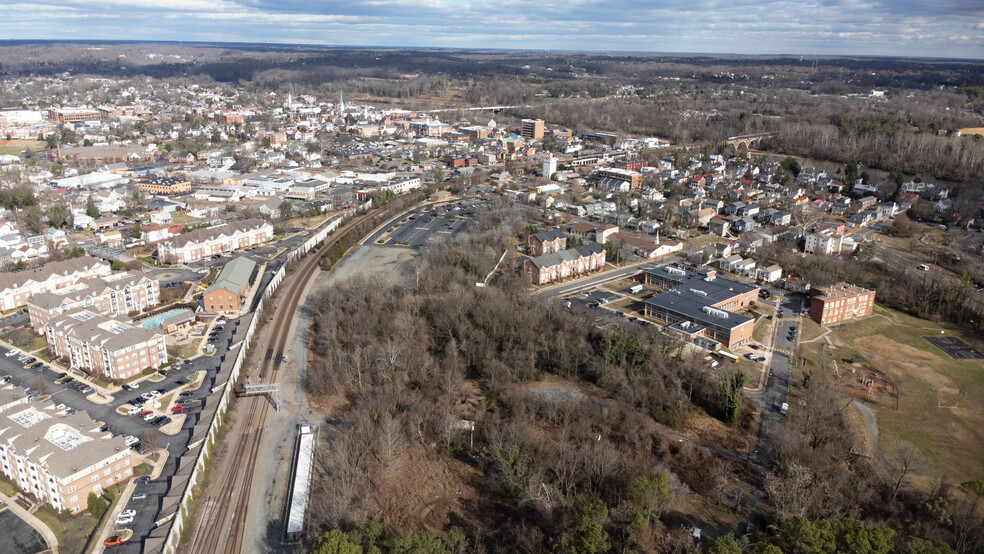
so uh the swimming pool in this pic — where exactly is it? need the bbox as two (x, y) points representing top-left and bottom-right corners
(140, 309), (192, 330)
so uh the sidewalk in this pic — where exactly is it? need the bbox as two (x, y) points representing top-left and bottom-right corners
(0, 492), (57, 554)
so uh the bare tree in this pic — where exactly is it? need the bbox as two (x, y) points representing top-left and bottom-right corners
(887, 440), (929, 500)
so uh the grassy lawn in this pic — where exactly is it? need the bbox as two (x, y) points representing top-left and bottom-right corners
(135, 463), (154, 477)
(166, 338), (202, 360)
(35, 505), (98, 554)
(167, 212), (203, 226)
(2, 326), (48, 353)
(798, 304), (984, 484)
(0, 472), (17, 497)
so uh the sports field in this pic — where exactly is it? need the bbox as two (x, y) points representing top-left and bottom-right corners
(799, 305), (984, 483)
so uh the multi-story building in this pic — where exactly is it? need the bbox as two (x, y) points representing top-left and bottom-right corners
(808, 282), (875, 325)
(520, 119), (545, 140)
(44, 310), (168, 381)
(527, 229), (567, 257)
(27, 272), (161, 331)
(524, 244), (606, 285)
(157, 218), (273, 264)
(137, 177), (192, 196)
(804, 229), (843, 256)
(47, 107), (102, 123)
(0, 398), (136, 514)
(644, 266), (758, 350)
(0, 256), (112, 311)
(202, 257), (256, 313)
(595, 167), (642, 189)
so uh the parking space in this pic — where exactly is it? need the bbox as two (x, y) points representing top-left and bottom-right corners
(0, 509), (47, 554)
(564, 290), (656, 332)
(0, 315), (243, 552)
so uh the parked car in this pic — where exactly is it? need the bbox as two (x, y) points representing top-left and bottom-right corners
(154, 416), (172, 427)
(104, 536), (123, 546)
(115, 516), (134, 526)
(5, 349), (21, 357)
(135, 476), (151, 484)
(131, 492), (147, 500)
(22, 357), (37, 367)
(179, 391), (194, 397)
(127, 406), (143, 416)
(117, 509), (136, 519)
(171, 405), (186, 412)
(80, 386), (93, 394)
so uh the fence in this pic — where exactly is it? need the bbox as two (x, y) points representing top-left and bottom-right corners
(157, 207), (365, 553)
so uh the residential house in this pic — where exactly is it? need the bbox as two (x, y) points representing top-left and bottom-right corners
(527, 229), (567, 256)
(524, 244), (606, 285)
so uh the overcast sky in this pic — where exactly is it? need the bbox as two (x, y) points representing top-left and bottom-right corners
(4, 0), (983, 59)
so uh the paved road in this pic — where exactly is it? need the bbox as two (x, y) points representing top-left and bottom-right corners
(533, 259), (678, 298)
(0, 509), (48, 554)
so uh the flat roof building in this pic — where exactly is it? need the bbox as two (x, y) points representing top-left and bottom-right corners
(808, 282), (875, 326)
(644, 266), (759, 350)
(138, 176), (192, 196)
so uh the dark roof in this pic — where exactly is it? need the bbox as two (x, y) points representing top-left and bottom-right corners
(531, 228), (565, 244)
(527, 243), (604, 269)
(164, 218), (269, 249)
(645, 265), (758, 330)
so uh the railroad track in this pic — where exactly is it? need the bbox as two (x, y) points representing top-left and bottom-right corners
(185, 198), (420, 553)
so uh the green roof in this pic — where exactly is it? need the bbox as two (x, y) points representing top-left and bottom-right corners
(205, 256), (257, 296)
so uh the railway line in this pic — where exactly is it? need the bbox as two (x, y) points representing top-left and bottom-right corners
(183, 198), (420, 554)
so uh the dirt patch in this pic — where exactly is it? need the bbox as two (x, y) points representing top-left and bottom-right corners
(958, 127), (984, 136)
(680, 412), (754, 452)
(307, 391), (351, 417)
(375, 443), (483, 534)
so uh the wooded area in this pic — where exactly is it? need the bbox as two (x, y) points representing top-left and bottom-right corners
(302, 206), (982, 553)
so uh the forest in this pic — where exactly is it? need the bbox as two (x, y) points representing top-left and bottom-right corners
(300, 204), (983, 553)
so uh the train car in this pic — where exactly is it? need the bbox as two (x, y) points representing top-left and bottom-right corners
(283, 423), (317, 545)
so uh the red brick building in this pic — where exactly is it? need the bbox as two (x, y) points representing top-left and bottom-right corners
(527, 229), (567, 257)
(809, 283), (875, 325)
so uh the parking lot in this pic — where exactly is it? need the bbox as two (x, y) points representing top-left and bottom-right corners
(0, 508), (47, 554)
(370, 201), (481, 248)
(0, 316), (243, 551)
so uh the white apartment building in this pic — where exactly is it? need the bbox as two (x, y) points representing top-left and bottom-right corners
(156, 218), (274, 264)
(0, 256), (112, 311)
(0, 396), (136, 513)
(804, 229), (844, 256)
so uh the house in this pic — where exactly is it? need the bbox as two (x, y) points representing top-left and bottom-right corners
(756, 264), (783, 283)
(847, 210), (876, 227)
(732, 217), (756, 233)
(527, 229), (567, 257)
(45, 227), (67, 246)
(719, 254), (742, 271)
(708, 217), (729, 237)
(98, 230), (123, 245)
(736, 203), (760, 218)
(141, 224), (175, 243)
(876, 202), (897, 220)
(770, 210), (792, 226)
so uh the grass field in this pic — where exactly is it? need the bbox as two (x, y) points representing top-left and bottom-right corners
(798, 305), (984, 484)
(0, 139), (46, 156)
(2, 326), (48, 353)
(35, 504), (98, 554)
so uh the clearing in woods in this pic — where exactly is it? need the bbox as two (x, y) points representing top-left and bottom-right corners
(798, 304), (984, 484)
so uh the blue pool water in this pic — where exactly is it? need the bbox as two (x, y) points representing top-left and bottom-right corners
(140, 309), (192, 330)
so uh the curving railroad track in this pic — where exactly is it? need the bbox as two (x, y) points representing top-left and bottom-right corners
(185, 198), (420, 553)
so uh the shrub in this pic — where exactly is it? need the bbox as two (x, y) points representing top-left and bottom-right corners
(87, 493), (107, 518)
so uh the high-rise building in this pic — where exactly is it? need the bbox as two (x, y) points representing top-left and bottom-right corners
(521, 119), (545, 140)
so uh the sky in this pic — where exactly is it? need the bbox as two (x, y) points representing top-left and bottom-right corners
(3, 0), (983, 59)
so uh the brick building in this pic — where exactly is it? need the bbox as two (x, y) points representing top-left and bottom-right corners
(595, 167), (642, 189)
(202, 257), (256, 313)
(808, 282), (875, 325)
(138, 177), (192, 196)
(27, 272), (161, 331)
(47, 108), (102, 123)
(527, 229), (567, 257)
(0, 395), (136, 514)
(44, 310), (168, 381)
(524, 244), (606, 285)
(157, 219), (273, 264)
(644, 266), (758, 350)
(0, 256), (112, 312)
(520, 119), (545, 140)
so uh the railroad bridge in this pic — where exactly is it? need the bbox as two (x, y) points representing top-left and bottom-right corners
(726, 132), (778, 150)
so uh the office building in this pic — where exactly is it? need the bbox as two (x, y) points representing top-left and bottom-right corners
(521, 119), (545, 140)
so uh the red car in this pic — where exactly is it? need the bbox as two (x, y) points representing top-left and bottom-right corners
(104, 536), (123, 546)
(749, 344), (760, 350)
(138, 411), (153, 418)
(171, 405), (185, 413)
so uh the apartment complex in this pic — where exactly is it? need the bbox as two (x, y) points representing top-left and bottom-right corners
(0, 396), (135, 514)
(203, 256), (256, 313)
(524, 243), (606, 285)
(520, 118), (545, 140)
(0, 256), (112, 311)
(44, 310), (168, 380)
(808, 282), (875, 325)
(27, 272), (161, 331)
(527, 229), (567, 257)
(156, 218), (273, 264)
(644, 266), (758, 350)
(137, 176), (192, 196)
(804, 229), (843, 256)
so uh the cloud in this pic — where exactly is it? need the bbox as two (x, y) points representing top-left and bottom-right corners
(2, 0), (982, 59)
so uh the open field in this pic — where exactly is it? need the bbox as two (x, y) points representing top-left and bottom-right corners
(798, 305), (984, 483)
(958, 127), (984, 137)
(0, 139), (45, 155)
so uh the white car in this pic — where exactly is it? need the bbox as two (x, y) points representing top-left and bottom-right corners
(116, 516), (134, 526)
(4, 349), (20, 357)
(127, 407), (143, 416)
(197, 268), (209, 274)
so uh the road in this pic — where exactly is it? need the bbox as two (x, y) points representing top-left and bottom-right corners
(533, 258), (679, 298)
